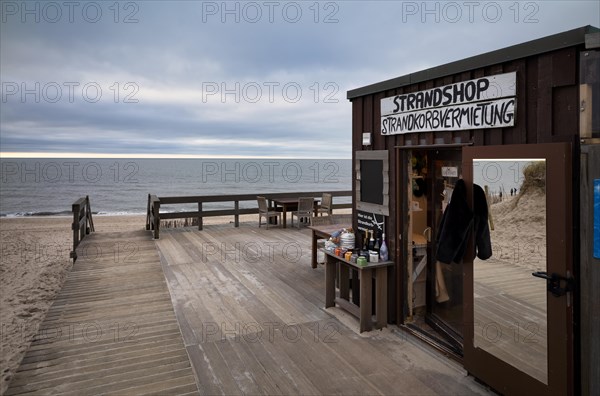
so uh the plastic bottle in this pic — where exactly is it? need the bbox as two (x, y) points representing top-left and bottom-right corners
(379, 233), (389, 261)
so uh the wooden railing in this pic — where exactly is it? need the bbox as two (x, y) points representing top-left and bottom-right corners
(70, 195), (95, 262)
(147, 194), (160, 238)
(146, 191), (352, 239)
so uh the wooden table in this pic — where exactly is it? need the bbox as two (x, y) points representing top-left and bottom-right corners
(273, 197), (319, 228)
(324, 251), (394, 333)
(306, 223), (351, 269)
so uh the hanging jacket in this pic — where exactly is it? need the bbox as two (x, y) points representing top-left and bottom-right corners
(435, 179), (492, 264)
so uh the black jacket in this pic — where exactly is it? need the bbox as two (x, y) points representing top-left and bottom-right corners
(435, 179), (492, 264)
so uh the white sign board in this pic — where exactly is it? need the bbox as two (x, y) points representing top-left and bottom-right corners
(380, 72), (517, 135)
(381, 98), (516, 135)
(441, 167), (458, 177)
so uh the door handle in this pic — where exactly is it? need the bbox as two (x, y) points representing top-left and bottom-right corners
(423, 227), (432, 243)
(532, 271), (574, 298)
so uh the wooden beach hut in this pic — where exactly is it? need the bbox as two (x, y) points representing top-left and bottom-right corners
(346, 25), (599, 396)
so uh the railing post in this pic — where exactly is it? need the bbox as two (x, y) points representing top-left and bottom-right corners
(70, 197), (94, 262)
(71, 201), (80, 261)
(86, 195), (94, 232)
(234, 200), (239, 227)
(78, 205), (85, 244)
(82, 200), (88, 235)
(82, 215), (86, 241)
(153, 199), (160, 239)
(198, 202), (203, 231)
(146, 193), (151, 230)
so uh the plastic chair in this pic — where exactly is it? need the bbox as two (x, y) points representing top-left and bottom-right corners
(257, 196), (281, 229)
(317, 193), (333, 217)
(291, 197), (314, 228)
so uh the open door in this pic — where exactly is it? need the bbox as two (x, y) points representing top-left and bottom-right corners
(462, 143), (573, 395)
(402, 147), (465, 355)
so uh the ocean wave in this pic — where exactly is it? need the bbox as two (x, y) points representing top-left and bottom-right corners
(95, 211), (146, 216)
(1, 210), (74, 217)
(0, 210), (147, 218)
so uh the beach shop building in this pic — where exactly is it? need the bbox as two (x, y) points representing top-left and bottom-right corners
(347, 26), (599, 395)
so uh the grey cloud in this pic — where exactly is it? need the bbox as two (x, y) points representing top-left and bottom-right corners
(1, 1), (599, 157)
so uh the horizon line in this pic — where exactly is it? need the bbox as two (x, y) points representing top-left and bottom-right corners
(0, 152), (352, 160)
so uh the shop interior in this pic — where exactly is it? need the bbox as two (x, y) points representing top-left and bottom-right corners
(404, 148), (464, 356)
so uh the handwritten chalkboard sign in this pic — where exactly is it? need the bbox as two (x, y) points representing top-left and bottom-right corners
(357, 210), (385, 234)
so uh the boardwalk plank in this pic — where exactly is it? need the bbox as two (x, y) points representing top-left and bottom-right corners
(6, 231), (198, 395)
(185, 344), (223, 395)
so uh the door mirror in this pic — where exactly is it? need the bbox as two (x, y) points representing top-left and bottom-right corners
(472, 159), (548, 385)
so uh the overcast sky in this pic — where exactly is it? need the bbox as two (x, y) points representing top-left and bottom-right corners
(1, 1), (598, 158)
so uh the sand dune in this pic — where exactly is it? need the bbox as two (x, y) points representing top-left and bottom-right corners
(487, 190), (547, 272)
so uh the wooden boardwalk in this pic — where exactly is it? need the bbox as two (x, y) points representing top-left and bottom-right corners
(5, 230), (198, 395)
(156, 223), (491, 395)
(6, 222), (493, 395)
(474, 258), (548, 384)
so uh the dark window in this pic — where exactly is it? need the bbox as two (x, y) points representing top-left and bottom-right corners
(360, 159), (384, 205)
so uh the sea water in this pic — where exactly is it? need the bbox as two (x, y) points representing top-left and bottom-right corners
(0, 159), (352, 217)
